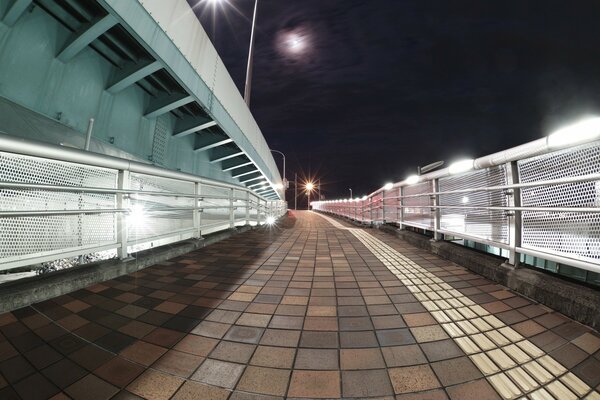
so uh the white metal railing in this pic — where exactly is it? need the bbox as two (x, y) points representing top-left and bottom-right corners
(313, 131), (600, 275)
(0, 134), (286, 271)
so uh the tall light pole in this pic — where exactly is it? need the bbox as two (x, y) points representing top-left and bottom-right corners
(270, 149), (286, 188)
(349, 188), (352, 199)
(244, 0), (259, 106)
(306, 182), (314, 210)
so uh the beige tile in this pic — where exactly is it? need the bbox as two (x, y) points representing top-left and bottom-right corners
(470, 353), (499, 375)
(546, 380), (577, 400)
(455, 337), (480, 355)
(522, 361), (553, 384)
(441, 322), (463, 338)
(506, 367), (538, 392)
(483, 315), (504, 329)
(487, 349), (517, 369)
(560, 372), (590, 397)
(537, 355), (567, 377)
(486, 330), (510, 347)
(503, 344), (530, 364)
(471, 318), (493, 332)
(515, 340), (544, 358)
(472, 333), (496, 351)
(487, 372), (522, 400)
(529, 387), (554, 400)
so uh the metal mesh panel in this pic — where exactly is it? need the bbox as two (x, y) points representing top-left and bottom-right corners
(403, 181), (434, 228)
(439, 165), (509, 243)
(0, 152), (117, 261)
(199, 184), (230, 229)
(128, 173), (194, 242)
(151, 116), (169, 166)
(519, 141), (600, 262)
(383, 188), (400, 222)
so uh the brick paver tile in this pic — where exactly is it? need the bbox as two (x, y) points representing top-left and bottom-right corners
(236, 366), (290, 396)
(210, 341), (256, 364)
(294, 348), (339, 370)
(191, 359), (245, 389)
(250, 346), (295, 368)
(127, 369), (184, 400)
(382, 344), (427, 367)
(431, 357), (483, 386)
(340, 348), (386, 370)
(288, 370), (340, 398)
(388, 365), (441, 394)
(342, 369), (394, 397)
(171, 381), (230, 400)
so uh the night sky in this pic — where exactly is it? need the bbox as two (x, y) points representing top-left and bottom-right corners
(189, 0), (600, 204)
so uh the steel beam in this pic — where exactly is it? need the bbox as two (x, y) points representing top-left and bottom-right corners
(249, 181), (268, 189)
(3, 0), (32, 26)
(145, 92), (194, 118)
(107, 60), (162, 93)
(194, 137), (233, 152)
(210, 150), (245, 164)
(222, 157), (253, 172)
(240, 174), (263, 183)
(230, 165), (257, 178)
(57, 14), (118, 62)
(173, 116), (216, 138)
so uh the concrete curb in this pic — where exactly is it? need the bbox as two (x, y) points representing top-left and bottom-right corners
(319, 212), (600, 330)
(0, 225), (257, 313)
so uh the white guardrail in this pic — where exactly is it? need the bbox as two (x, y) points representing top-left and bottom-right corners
(0, 134), (286, 271)
(313, 119), (600, 275)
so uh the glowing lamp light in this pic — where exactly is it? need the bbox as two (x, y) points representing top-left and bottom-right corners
(384, 183), (394, 191)
(306, 182), (314, 191)
(547, 117), (600, 148)
(461, 196), (469, 204)
(274, 183), (284, 189)
(362, 195), (368, 201)
(127, 204), (146, 228)
(266, 216), (276, 225)
(405, 175), (420, 185)
(448, 159), (474, 175)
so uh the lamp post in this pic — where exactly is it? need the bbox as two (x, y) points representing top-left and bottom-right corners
(244, 0), (259, 106)
(270, 149), (286, 189)
(349, 188), (352, 199)
(306, 182), (314, 210)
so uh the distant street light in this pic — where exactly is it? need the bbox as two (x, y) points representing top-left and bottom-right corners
(305, 181), (315, 210)
(270, 149), (286, 190)
(547, 116), (600, 147)
(349, 188), (353, 199)
(448, 159), (475, 175)
(383, 182), (394, 191)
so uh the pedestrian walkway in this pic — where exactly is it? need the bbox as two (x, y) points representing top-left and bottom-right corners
(0, 211), (598, 399)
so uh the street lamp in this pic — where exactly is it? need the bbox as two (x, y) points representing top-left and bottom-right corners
(206, 0), (258, 106)
(244, 0), (259, 106)
(305, 182), (315, 210)
(270, 149), (286, 189)
(349, 188), (353, 198)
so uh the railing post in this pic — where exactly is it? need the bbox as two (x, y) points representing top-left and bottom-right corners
(229, 188), (235, 229)
(369, 198), (373, 225)
(432, 179), (442, 241)
(382, 191), (386, 223)
(193, 182), (201, 238)
(245, 191), (250, 225)
(399, 186), (405, 230)
(116, 169), (130, 259)
(506, 161), (522, 267)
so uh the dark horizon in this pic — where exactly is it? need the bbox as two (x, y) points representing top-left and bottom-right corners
(189, 0), (600, 205)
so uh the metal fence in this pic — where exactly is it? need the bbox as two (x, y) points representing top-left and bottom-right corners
(313, 136), (600, 275)
(0, 134), (286, 271)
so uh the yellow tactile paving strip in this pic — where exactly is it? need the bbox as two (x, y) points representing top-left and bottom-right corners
(316, 212), (600, 400)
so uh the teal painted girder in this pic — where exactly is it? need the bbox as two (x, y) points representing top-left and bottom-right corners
(107, 59), (162, 94)
(57, 14), (118, 62)
(3, 0), (32, 26)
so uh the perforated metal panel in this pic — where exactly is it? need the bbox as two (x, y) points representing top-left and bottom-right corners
(439, 165), (509, 243)
(519, 141), (600, 262)
(403, 181), (434, 229)
(151, 116), (169, 166)
(128, 173), (194, 242)
(0, 152), (117, 263)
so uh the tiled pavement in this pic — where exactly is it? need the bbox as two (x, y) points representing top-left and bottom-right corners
(0, 211), (598, 399)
